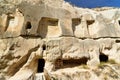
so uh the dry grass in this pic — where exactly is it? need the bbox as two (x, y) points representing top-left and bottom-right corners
(108, 59), (116, 64)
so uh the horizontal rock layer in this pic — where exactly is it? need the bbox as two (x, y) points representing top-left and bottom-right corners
(0, 0), (120, 80)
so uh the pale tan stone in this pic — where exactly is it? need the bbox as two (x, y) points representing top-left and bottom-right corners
(1, 0), (120, 80)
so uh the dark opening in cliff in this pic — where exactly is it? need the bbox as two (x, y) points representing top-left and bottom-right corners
(42, 44), (46, 50)
(99, 53), (108, 62)
(87, 20), (95, 25)
(118, 20), (120, 25)
(26, 22), (32, 29)
(37, 59), (45, 73)
(62, 57), (88, 68)
(115, 40), (120, 43)
(72, 18), (81, 32)
(55, 59), (63, 69)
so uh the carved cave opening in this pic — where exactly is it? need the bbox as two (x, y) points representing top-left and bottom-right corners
(55, 59), (63, 69)
(37, 17), (60, 38)
(118, 20), (120, 25)
(115, 40), (120, 43)
(25, 21), (32, 34)
(37, 59), (45, 73)
(63, 58), (88, 67)
(25, 22), (32, 29)
(42, 44), (46, 50)
(5, 15), (15, 31)
(55, 57), (88, 69)
(99, 53), (108, 62)
(87, 20), (95, 25)
(72, 18), (81, 32)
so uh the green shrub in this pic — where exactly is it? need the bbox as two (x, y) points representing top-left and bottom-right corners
(108, 59), (116, 64)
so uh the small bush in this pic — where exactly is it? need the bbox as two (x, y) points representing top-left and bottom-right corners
(98, 62), (106, 68)
(82, 64), (89, 69)
(78, 64), (89, 69)
(108, 59), (116, 64)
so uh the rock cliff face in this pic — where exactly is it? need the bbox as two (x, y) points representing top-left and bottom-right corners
(0, 0), (120, 80)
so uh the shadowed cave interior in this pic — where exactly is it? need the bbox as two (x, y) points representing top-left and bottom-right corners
(99, 53), (108, 62)
(26, 22), (32, 29)
(37, 59), (45, 73)
(55, 57), (88, 69)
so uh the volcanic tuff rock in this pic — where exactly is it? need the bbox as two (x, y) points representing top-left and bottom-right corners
(0, 0), (120, 80)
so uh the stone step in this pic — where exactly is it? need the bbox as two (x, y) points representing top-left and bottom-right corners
(34, 73), (45, 80)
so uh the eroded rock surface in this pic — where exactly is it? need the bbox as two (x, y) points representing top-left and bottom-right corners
(0, 0), (120, 80)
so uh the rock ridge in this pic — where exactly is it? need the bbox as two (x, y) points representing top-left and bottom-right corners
(0, 0), (120, 80)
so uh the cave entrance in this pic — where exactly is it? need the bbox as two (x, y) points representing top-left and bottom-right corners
(62, 57), (88, 68)
(118, 20), (120, 25)
(86, 20), (95, 25)
(55, 59), (63, 69)
(99, 53), (108, 62)
(116, 40), (120, 43)
(72, 18), (81, 32)
(37, 17), (60, 38)
(37, 59), (45, 73)
(25, 21), (32, 34)
(5, 15), (15, 31)
(26, 22), (32, 29)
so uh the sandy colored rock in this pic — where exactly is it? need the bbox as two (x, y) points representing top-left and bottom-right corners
(1, 0), (120, 80)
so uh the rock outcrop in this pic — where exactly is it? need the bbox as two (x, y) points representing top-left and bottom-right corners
(0, 0), (120, 80)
